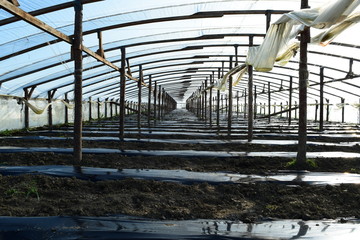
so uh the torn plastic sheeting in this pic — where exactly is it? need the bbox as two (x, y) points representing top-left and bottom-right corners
(246, 0), (360, 72)
(213, 64), (247, 91)
(17, 98), (74, 115)
(311, 12), (360, 46)
(2, 166), (360, 186)
(1, 216), (359, 240)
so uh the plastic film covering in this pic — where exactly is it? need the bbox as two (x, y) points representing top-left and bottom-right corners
(0, 0), (360, 106)
(246, 0), (360, 72)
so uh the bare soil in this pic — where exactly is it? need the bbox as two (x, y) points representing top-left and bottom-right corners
(1, 112), (360, 222)
(1, 174), (360, 222)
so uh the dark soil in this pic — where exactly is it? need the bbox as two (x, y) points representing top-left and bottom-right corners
(1, 174), (360, 222)
(1, 111), (360, 222)
(0, 152), (360, 174)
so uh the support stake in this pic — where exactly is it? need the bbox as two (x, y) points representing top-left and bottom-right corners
(148, 75), (152, 128)
(228, 56), (233, 136)
(248, 35), (254, 142)
(138, 65), (142, 133)
(296, 0), (310, 165)
(319, 67), (324, 131)
(289, 77), (293, 125)
(119, 47), (126, 141)
(73, 0), (83, 166)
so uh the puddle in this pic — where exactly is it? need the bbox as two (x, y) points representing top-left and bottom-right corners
(0, 215), (358, 239)
(1, 166), (360, 185)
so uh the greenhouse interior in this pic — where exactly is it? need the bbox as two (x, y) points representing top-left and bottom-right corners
(1, 0), (360, 239)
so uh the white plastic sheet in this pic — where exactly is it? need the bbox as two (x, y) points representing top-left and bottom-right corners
(247, 0), (360, 72)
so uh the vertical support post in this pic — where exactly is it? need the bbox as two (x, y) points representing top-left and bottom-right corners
(216, 68), (221, 130)
(196, 89), (199, 118)
(289, 76), (293, 125)
(265, 10), (272, 32)
(158, 86), (161, 120)
(201, 83), (205, 120)
(148, 75), (152, 128)
(161, 88), (165, 119)
(47, 90), (55, 126)
(315, 100), (318, 122)
(73, 0), (83, 165)
(268, 82), (271, 123)
(234, 45), (239, 66)
(222, 61), (224, 78)
(225, 94), (228, 115)
(348, 58), (354, 77)
(97, 98), (100, 120)
(236, 91), (239, 118)
(96, 31), (105, 58)
(228, 57), (233, 135)
(254, 85), (257, 119)
(248, 35), (254, 142)
(65, 93), (69, 124)
(244, 89), (247, 118)
(119, 47), (126, 141)
(138, 65), (142, 131)
(341, 98), (345, 123)
(88, 97), (92, 121)
(295, 101), (298, 119)
(195, 90), (198, 117)
(24, 89), (30, 129)
(110, 98), (113, 118)
(104, 98), (108, 118)
(209, 74), (213, 127)
(297, 0), (310, 165)
(205, 78), (208, 121)
(359, 99), (360, 125)
(48, 91), (53, 129)
(326, 99), (329, 121)
(154, 81), (157, 124)
(319, 67), (324, 131)
(115, 99), (119, 116)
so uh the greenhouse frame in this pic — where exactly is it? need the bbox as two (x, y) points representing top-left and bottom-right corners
(1, 0), (360, 239)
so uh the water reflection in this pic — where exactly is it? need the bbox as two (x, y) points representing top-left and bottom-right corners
(2, 166), (360, 186)
(0, 216), (360, 239)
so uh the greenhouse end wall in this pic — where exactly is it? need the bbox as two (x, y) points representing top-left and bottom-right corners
(1, 95), (359, 132)
(0, 95), (112, 132)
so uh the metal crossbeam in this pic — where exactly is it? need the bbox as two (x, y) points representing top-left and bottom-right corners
(0, 0), (138, 82)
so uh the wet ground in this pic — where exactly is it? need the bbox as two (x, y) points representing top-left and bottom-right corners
(1, 109), (360, 238)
